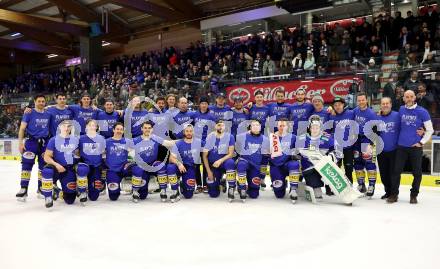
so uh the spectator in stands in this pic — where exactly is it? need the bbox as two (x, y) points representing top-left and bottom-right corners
(383, 72), (400, 99)
(398, 43), (412, 67)
(399, 26), (414, 49)
(403, 71), (420, 93)
(262, 55), (276, 76)
(416, 83), (435, 112)
(392, 85), (405, 111)
(420, 41), (434, 64)
(279, 57), (291, 74)
(303, 51), (316, 76)
(252, 53), (264, 76)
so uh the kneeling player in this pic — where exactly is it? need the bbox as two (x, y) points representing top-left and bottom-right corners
(131, 121), (173, 203)
(167, 124), (202, 202)
(202, 120), (236, 200)
(41, 120), (79, 208)
(76, 119), (106, 203)
(105, 122), (134, 201)
(296, 115), (341, 201)
(235, 120), (270, 202)
(268, 118), (301, 203)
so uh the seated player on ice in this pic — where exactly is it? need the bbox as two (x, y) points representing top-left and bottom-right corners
(167, 124), (203, 202)
(268, 118), (301, 203)
(41, 120), (80, 208)
(76, 119), (106, 203)
(131, 121), (174, 203)
(295, 115), (342, 201)
(105, 122), (135, 201)
(235, 119), (270, 202)
(202, 119), (236, 200)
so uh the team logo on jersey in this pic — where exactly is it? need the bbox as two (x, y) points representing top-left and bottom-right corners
(186, 179), (196, 187)
(108, 182), (119, 191)
(22, 151), (36, 159)
(272, 179), (283, 188)
(251, 177), (261, 186)
(66, 182), (77, 190)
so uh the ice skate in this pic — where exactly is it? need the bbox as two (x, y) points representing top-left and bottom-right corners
(170, 189), (180, 203)
(79, 192), (87, 206)
(53, 185), (61, 201)
(45, 196), (53, 209)
(132, 190), (140, 203)
(16, 187), (28, 202)
(100, 188), (107, 196)
(366, 185), (375, 199)
(289, 189), (298, 204)
(314, 188), (323, 199)
(357, 183), (367, 194)
(239, 189), (246, 203)
(37, 189), (44, 199)
(160, 189), (167, 202)
(260, 180), (266, 191)
(220, 178), (227, 193)
(227, 187), (235, 202)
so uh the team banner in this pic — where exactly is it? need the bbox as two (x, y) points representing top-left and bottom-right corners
(226, 76), (357, 105)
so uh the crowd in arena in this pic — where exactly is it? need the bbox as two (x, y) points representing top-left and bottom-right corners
(1, 6), (440, 138)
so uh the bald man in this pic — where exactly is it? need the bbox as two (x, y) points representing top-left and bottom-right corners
(388, 90), (433, 204)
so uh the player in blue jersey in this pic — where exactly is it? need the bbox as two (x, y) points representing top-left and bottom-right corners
(193, 96), (216, 193)
(209, 93), (233, 121)
(68, 93), (98, 135)
(123, 96), (149, 138)
(249, 91), (270, 133)
(41, 120), (79, 208)
(295, 115), (342, 200)
(167, 124), (203, 202)
(268, 118), (301, 203)
(352, 93), (379, 197)
(310, 94), (330, 124)
(171, 97), (194, 139)
(235, 119), (270, 202)
(76, 119), (106, 203)
(131, 121), (174, 203)
(290, 89), (314, 135)
(231, 97), (250, 137)
(202, 119), (236, 200)
(388, 90), (434, 204)
(47, 93), (74, 137)
(330, 97), (356, 184)
(16, 95), (51, 201)
(97, 99), (120, 139)
(105, 122), (135, 201)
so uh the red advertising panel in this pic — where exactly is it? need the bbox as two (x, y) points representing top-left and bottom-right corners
(226, 76), (357, 105)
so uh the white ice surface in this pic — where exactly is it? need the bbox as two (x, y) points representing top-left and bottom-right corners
(0, 160), (439, 269)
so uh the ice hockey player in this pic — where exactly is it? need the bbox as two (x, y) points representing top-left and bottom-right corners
(352, 93), (379, 197)
(16, 94), (51, 201)
(202, 119), (236, 200)
(41, 120), (79, 208)
(268, 118), (301, 203)
(235, 119), (270, 202)
(295, 115), (341, 201)
(76, 119), (106, 204)
(131, 121), (172, 203)
(167, 124), (203, 202)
